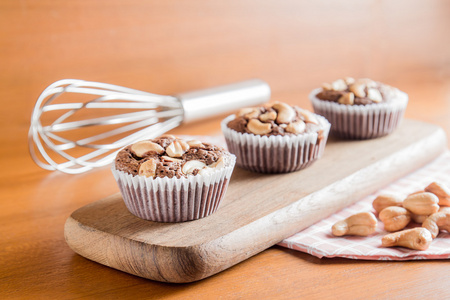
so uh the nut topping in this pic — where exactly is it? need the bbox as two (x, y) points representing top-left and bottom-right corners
(160, 134), (176, 139)
(357, 78), (377, 88)
(259, 111), (277, 122)
(367, 88), (382, 103)
(319, 77), (392, 106)
(166, 140), (190, 158)
(349, 82), (366, 98)
(131, 141), (165, 157)
(161, 155), (183, 162)
(331, 79), (347, 91)
(322, 82), (333, 90)
(297, 108), (319, 125)
(247, 119), (272, 135)
(116, 135), (228, 179)
(209, 156), (225, 169)
(237, 107), (254, 117)
(138, 159), (158, 178)
(344, 77), (355, 85)
(285, 120), (306, 134)
(238, 107), (260, 119)
(272, 102), (296, 124)
(182, 160), (206, 175)
(187, 140), (205, 148)
(338, 92), (355, 105)
(228, 102), (322, 137)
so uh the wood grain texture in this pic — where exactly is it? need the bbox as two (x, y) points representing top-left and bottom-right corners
(64, 119), (447, 283)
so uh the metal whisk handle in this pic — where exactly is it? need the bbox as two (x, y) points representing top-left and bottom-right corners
(179, 79), (271, 123)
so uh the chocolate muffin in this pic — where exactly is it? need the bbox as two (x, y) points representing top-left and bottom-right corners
(112, 135), (236, 222)
(310, 77), (408, 139)
(221, 102), (330, 173)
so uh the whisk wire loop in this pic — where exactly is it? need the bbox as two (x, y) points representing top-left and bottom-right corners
(29, 79), (184, 174)
(29, 78), (270, 173)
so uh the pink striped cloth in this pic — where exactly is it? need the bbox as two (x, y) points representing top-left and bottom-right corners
(279, 151), (450, 260)
(181, 135), (450, 260)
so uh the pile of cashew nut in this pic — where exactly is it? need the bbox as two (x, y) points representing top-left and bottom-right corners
(236, 102), (319, 135)
(331, 181), (450, 251)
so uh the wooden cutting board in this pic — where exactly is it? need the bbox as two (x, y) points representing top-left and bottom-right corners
(64, 119), (447, 283)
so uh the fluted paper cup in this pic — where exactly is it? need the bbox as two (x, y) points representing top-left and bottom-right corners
(309, 88), (408, 140)
(111, 154), (236, 222)
(221, 114), (330, 173)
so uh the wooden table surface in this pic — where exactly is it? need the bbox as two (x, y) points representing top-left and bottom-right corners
(2, 82), (450, 299)
(2, 1), (450, 299)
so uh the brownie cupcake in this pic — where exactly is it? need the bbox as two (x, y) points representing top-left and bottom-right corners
(221, 102), (330, 173)
(112, 135), (236, 222)
(310, 77), (408, 139)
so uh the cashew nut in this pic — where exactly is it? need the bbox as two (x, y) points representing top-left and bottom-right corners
(331, 212), (377, 237)
(381, 227), (432, 251)
(297, 108), (319, 125)
(208, 156), (225, 169)
(246, 110), (261, 119)
(161, 156), (183, 162)
(237, 107), (260, 119)
(166, 140), (190, 158)
(422, 212), (450, 238)
(259, 111), (277, 122)
(187, 140), (205, 148)
(338, 92), (355, 105)
(138, 158), (158, 178)
(408, 190), (425, 196)
(372, 194), (404, 213)
(440, 207), (450, 214)
(344, 77), (355, 85)
(182, 160), (206, 175)
(285, 120), (306, 134)
(247, 118), (272, 135)
(160, 134), (177, 139)
(410, 213), (428, 224)
(331, 79), (347, 91)
(322, 82), (332, 91)
(379, 207), (411, 232)
(424, 181), (450, 206)
(356, 78), (377, 88)
(349, 82), (366, 98)
(131, 140), (165, 157)
(272, 102), (296, 124)
(367, 88), (383, 103)
(402, 192), (439, 215)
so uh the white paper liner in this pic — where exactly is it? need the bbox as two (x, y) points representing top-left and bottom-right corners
(309, 88), (408, 139)
(111, 154), (236, 222)
(221, 114), (330, 173)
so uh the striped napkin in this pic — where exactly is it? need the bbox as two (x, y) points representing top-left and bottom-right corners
(278, 151), (450, 260)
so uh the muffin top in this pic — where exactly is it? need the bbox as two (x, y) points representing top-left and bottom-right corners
(227, 101), (323, 136)
(316, 77), (400, 105)
(115, 135), (229, 178)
